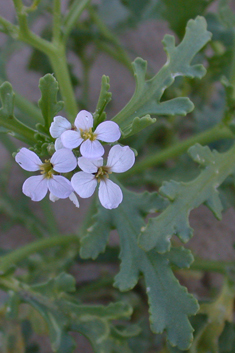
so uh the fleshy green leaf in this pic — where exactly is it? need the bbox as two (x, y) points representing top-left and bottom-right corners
(7, 273), (138, 353)
(93, 75), (112, 128)
(38, 74), (64, 132)
(80, 189), (198, 350)
(138, 143), (235, 253)
(112, 16), (212, 138)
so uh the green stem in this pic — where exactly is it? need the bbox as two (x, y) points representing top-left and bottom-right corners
(48, 47), (78, 120)
(52, 0), (62, 45)
(63, 0), (91, 40)
(121, 124), (234, 178)
(0, 235), (80, 274)
(190, 257), (235, 274)
(0, 117), (37, 144)
(0, 16), (19, 37)
(40, 198), (59, 235)
(12, 0), (23, 13)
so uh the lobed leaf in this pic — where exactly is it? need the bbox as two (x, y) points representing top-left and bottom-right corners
(138, 143), (235, 253)
(112, 16), (212, 138)
(80, 189), (199, 350)
(38, 73), (64, 132)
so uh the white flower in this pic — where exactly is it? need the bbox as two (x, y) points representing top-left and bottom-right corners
(71, 145), (135, 209)
(49, 192), (80, 208)
(49, 116), (72, 150)
(60, 110), (121, 158)
(15, 148), (77, 202)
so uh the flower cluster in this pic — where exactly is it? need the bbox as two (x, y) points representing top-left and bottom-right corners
(15, 110), (135, 209)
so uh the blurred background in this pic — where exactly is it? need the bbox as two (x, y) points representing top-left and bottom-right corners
(0, 0), (235, 351)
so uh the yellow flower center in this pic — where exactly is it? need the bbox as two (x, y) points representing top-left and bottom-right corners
(95, 166), (111, 182)
(80, 128), (97, 141)
(39, 160), (54, 179)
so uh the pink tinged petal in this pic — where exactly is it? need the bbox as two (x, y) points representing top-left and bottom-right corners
(78, 157), (103, 173)
(61, 130), (83, 149)
(55, 137), (64, 150)
(94, 121), (121, 142)
(47, 175), (73, 199)
(49, 116), (72, 138)
(51, 148), (77, 173)
(80, 139), (104, 159)
(49, 193), (59, 202)
(107, 145), (135, 173)
(98, 179), (123, 209)
(74, 110), (93, 130)
(15, 148), (42, 171)
(69, 192), (80, 208)
(22, 175), (48, 201)
(71, 172), (97, 198)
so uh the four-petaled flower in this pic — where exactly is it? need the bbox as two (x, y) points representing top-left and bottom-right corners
(60, 110), (121, 158)
(49, 115), (72, 150)
(71, 145), (135, 209)
(15, 148), (77, 201)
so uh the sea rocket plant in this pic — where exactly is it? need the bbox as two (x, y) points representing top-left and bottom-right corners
(15, 148), (77, 201)
(71, 145), (135, 209)
(50, 110), (121, 158)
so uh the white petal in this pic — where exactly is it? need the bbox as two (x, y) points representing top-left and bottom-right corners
(71, 172), (97, 198)
(61, 130), (83, 149)
(22, 175), (48, 201)
(15, 148), (42, 171)
(50, 148), (77, 173)
(78, 157), (103, 173)
(98, 179), (123, 209)
(49, 192), (59, 202)
(50, 116), (72, 138)
(69, 192), (80, 208)
(95, 121), (121, 142)
(80, 139), (104, 159)
(47, 175), (73, 199)
(55, 137), (65, 150)
(74, 110), (93, 130)
(107, 145), (135, 173)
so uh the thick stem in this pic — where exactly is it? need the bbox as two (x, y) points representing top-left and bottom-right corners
(121, 124), (234, 179)
(48, 46), (78, 120)
(0, 235), (80, 274)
